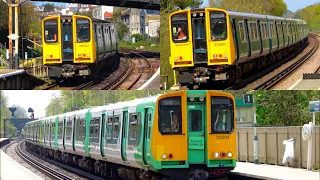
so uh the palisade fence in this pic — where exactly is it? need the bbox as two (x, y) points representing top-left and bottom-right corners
(236, 126), (320, 169)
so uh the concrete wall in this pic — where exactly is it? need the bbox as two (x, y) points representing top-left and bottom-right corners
(237, 126), (320, 169)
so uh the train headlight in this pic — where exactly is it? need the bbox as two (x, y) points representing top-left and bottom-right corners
(213, 54), (217, 59)
(174, 57), (178, 61)
(162, 153), (167, 159)
(227, 152), (233, 158)
(68, 19), (71, 22)
(193, 13), (197, 17)
(189, 97), (194, 101)
(224, 54), (227, 58)
(199, 97), (204, 102)
(200, 13), (203, 17)
(62, 19), (65, 22)
(78, 53), (82, 57)
(214, 152), (219, 158)
(87, 54), (90, 57)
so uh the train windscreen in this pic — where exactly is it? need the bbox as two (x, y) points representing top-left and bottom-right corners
(211, 97), (234, 133)
(158, 96), (182, 134)
(171, 13), (189, 43)
(210, 12), (227, 41)
(44, 19), (58, 43)
(76, 19), (90, 42)
(61, 18), (73, 61)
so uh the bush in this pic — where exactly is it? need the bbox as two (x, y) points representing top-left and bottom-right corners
(131, 33), (144, 42)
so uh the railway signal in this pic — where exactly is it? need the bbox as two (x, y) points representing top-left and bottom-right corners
(9, 107), (16, 119)
(30, 112), (34, 119)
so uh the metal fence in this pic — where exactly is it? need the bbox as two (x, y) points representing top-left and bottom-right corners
(237, 126), (320, 169)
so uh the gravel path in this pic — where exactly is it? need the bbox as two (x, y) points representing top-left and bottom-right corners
(5, 141), (87, 180)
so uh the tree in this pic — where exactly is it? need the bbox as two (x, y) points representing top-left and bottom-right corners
(43, 3), (55, 12)
(112, 8), (129, 41)
(173, 0), (203, 9)
(295, 3), (320, 31)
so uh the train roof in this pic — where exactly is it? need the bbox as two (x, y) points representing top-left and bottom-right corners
(43, 15), (112, 23)
(25, 95), (162, 125)
(173, 8), (305, 23)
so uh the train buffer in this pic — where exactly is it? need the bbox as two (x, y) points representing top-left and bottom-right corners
(231, 162), (319, 180)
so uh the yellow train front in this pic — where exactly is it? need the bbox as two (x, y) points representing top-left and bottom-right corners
(169, 8), (235, 86)
(169, 8), (308, 87)
(153, 90), (237, 179)
(42, 15), (119, 79)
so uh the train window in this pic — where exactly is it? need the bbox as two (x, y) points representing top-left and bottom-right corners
(211, 97), (234, 134)
(90, 117), (100, 143)
(106, 116), (113, 140)
(260, 22), (264, 40)
(113, 116), (120, 139)
(51, 122), (55, 141)
(58, 121), (63, 139)
(44, 19), (58, 43)
(239, 21), (246, 42)
(158, 96), (182, 135)
(210, 12), (227, 40)
(171, 13), (188, 43)
(249, 22), (253, 40)
(128, 113), (141, 146)
(76, 18), (90, 43)
(189, 110), (202, 132)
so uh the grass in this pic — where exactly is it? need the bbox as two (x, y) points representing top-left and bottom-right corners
(119, 41), (160, 52)
(160, 10), (175, 88)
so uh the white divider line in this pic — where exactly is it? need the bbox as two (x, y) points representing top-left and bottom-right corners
(288, 79), (302, 90)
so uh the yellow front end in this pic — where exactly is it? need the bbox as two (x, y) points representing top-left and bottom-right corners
(169, 10), (194, 68)
(151, 91), (188, 165)
(206, 91), (237, 167)
(206, 8), (235, 66)
(42, 16), (62, 65)
(72, 15), (96, 64)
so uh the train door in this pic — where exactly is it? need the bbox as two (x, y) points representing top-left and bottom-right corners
(187, 103), (206, 164)
(61, 17), (74, 62)
(121, 111), (128, 162)
(257, 20), (263, 53)
(63, 118), (66, 149)
(100, 113), (106, 157)
(191, 12), (208, 64)
(142, 108), (153, 165)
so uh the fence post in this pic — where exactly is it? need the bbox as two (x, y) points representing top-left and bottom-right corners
(276, 131), (278, 165)
(265, 130), (267, 164)
(246, 131), (249, 162)
(299, 129), (302, 168)
(238, 130), (240, 161)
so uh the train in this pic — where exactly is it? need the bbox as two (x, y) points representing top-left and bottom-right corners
(169, 8), (309, 87)
(24, 90), (237, 180)
(42, 15), (119, 79)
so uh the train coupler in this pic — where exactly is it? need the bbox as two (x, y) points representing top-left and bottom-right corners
(189, 169), (209, 180)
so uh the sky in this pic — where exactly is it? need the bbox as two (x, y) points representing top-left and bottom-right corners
(3, 90), (60, 118)
(201, 0), (320, 12)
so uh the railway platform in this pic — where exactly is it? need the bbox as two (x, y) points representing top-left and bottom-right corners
(0, 69), (45, 89)
(232, 162), (320, 180)
(138, 67), (160, 90)
(0, 138), (10, 148)
(289, 79), (320, 90)
(0, 150), (43, 180)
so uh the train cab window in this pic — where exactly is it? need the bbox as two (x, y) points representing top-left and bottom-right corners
(76, 19), (90, 42)
(210, 12), (227, 40)
(113, 116), (120, 139)
(171, 13), (188, 42)
(159, 96), (182, 134)
(211, 97), (234, 134)
(44, 19), (58, 43)
(239, 21), (246, 42)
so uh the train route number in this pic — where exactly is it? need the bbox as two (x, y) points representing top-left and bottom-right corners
(214, 43), (226, 46)
(79, 44), (89, 47)
(216, 135), (230, 139)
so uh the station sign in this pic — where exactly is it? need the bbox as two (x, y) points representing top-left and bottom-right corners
(7, 34), (19, 40)
(309, 101), (320, 113)
(243, 94), (253, 104)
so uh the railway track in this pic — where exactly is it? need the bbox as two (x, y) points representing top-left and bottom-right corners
(16, 141), (74, 180)
(253, 34), (319, 90)
(226, 34), (319, 90)
(113, 53), (152, 90)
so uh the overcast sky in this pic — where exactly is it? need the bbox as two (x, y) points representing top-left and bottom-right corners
(202, 0), (319, 12)
(3, 90), (60, 118)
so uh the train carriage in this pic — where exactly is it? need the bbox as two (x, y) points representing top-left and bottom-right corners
(42, 15), (119, 79)
(25, 90), (237, 180)
(169, 8), (309, 87)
